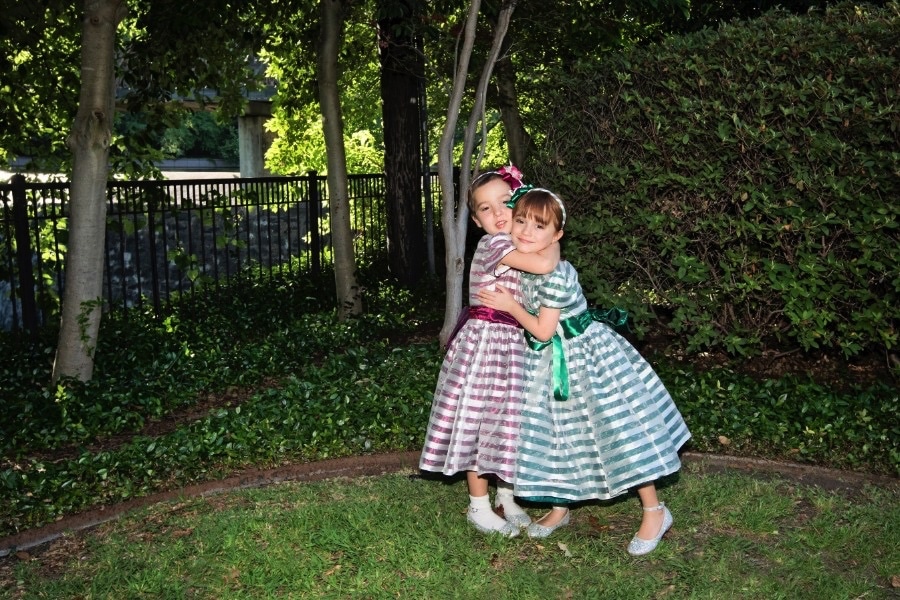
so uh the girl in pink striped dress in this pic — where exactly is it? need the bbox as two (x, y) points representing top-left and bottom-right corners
(419, 167), (559, 537)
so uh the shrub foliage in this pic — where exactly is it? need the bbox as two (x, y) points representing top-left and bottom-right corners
(528, 2), (898, 357)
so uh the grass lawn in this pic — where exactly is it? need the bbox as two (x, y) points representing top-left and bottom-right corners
(1, 460), (897, 599)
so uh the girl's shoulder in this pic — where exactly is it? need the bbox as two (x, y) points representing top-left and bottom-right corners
(560, 260), (579, 274)
(485, 232), (514, 247)
(542, 261), (580, 290)
(553, 260), (578, 279)
(474, 232), (514, 257)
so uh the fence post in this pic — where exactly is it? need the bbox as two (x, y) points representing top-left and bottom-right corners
(307, 170), (321, 276)
(11, 174), (38, 336)
(146, 193), (162, 316)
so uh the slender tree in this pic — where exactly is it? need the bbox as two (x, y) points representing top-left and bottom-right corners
(437, 0), (516, 346)
(319, 0), (363, 319)
(492, 34), (533, 168)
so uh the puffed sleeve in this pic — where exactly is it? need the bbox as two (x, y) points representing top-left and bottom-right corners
(535, 262), (578, 309)
(481, 233), (516, 276)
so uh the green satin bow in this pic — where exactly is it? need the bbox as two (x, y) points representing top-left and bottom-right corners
(505, 184), (534, 208)
(525, 307), (629, 401)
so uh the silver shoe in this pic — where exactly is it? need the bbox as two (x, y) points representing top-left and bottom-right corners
(494, 498), (533, 528)
(467, 507), (520, 537)
(503, 512), (533, 528)
(627, 503), (673, 556)
(526, 509), (570, 538)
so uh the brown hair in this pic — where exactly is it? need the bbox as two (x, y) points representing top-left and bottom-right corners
(511, 188), (566, 231)
(466, 171), (505, 212)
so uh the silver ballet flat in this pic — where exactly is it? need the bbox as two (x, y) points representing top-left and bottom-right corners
(526, 509), (570, 539)
(504, 512), (533, 528)
(467, 507), (520, 538)
(494, 497), (533, 528)
(627, 503), (673, 556)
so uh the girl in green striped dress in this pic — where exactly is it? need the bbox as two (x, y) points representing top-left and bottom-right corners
(476, 187), (691, 555)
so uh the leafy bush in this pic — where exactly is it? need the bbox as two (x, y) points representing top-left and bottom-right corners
(660, 366), (899, 471)
(0, 266), (337, 454)
(0, 337), (441, 535)
(528, 2), (898, 357)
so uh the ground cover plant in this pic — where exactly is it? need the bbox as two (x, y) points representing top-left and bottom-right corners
(0, 266), (896, 539)
(1, 464), (898, 599)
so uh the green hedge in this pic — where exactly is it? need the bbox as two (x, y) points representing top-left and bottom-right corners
(528, 2), (898, 357)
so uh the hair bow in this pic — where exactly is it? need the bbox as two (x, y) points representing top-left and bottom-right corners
(496, 165), (524, 192)
(505, 184), (533, 208)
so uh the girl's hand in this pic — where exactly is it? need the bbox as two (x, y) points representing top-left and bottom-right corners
(476, 285), (518, 312)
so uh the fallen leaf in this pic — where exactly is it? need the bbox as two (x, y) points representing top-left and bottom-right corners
(223, 568), (240, 585)
(557, 542), (572, 558)
(171, 528), (193, 539)
(587, 514), (611, 532)
(323, 564), (341, 577)
(890, 574), (900, 588)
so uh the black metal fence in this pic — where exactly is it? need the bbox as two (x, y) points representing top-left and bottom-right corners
(0, 172), (443, 333)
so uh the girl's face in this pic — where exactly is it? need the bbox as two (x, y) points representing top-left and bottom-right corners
(511, 209), (563, 254)
(470, 178), (513, 235)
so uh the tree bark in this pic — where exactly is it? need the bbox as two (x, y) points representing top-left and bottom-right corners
(437, 1), (480, 346)
(494, 36), (534, 168)
(52, 0), (127, 383)
(318, 0), (362, 319)
(438, 0), (516, 346)
(378, 0), (426, 288)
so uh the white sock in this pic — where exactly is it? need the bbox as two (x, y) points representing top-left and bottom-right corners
(495, 483), (528, 518)
(468, 495), (510, 531)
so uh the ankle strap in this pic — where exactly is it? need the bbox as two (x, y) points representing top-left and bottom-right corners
(642, 502), (665, 512)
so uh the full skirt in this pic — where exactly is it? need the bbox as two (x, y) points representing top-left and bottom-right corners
(515, 322), (690, 502)
(419, 320), (525, 482)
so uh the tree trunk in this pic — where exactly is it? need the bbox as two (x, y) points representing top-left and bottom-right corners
(378, 0), (426, 288)
(52, 0), (127, 383)
(318, 0), (362, 319)
(438, 0), (516, 346)
(494, 37), (534, 168)
(437, 1), (479, 346)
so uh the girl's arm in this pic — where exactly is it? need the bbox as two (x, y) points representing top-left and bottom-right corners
(476, 286), (561, 342)
(500, 241), (560, 275)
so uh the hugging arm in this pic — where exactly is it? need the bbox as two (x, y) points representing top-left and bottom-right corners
(500, 241), (560, 275)
(475, 286), (561, 342)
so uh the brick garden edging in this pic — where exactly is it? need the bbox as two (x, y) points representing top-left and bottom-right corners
(1, 451), (897, 557)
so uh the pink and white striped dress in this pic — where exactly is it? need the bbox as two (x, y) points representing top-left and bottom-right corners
(419, 233), (526, 482)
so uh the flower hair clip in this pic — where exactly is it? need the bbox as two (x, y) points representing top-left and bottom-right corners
(496, 165), (524, 192)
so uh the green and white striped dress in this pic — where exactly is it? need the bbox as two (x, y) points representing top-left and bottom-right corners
(515, 261), (690, 503)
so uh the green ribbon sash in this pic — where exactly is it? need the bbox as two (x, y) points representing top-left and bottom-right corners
(525, 307), (628, 401)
